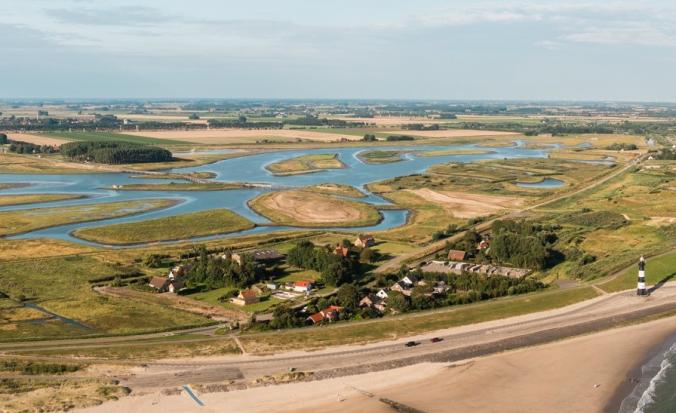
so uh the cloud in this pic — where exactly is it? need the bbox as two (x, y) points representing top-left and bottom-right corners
(561, 25), (676, 47)
(47, 6), (176, 26)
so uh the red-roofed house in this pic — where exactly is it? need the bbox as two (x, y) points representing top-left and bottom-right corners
(232, 289), (260, 306)
(293, 280), (315, 293)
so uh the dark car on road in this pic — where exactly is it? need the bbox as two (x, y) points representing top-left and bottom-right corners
(431, 337), (443, 343)
(405, 341), (419, 347)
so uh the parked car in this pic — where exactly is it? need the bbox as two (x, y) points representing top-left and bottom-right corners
(405, 341), (419, 347)
(431, 337), (443, 343)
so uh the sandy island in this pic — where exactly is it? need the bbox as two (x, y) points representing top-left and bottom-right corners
(76, 315), (676, 413)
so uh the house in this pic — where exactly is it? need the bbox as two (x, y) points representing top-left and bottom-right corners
(447, 249), (467, 261)
(293, 280), (315, 293)
(391, 281), (412, 296)
(168, 264), (189, 279)
(231, 249), (286, 266)
(354, 234), (375, 248)
(401, 274), (418, 286)
(334, 245), (350, 257)
(307, 305), (344, 324)
(376, 288), (389, 299)
(360, 294), (387, 312)
(477, 239), (490, 251)
(148, 276), (185, 293)
(232, 289), (260, 306)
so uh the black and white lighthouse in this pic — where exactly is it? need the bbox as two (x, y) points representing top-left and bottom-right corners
(637, 256), (647, 296)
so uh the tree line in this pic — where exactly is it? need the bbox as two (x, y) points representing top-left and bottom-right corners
(60, 141), (172, 164)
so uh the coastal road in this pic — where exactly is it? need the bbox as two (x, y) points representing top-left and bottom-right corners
(118, 282), (676, 390)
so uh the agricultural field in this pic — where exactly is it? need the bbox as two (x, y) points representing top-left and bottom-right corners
(120, 128), (364, 144)
(265, 153), (345, 175)
(0, 198), (178, 237)
(0, 239), (97, 262)
(0, 193), (84, 207)
(44, 131), (188, 145)
(249, 189), (381, 227)
(72, 209), (255, 245)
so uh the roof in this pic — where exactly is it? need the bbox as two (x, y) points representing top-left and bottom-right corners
(149, 276), (168, 288)
(358, 234), (374, 241)
(250, 249), (286, 261)
(294, 280), (314, 287)
(240, 289), (258, 298)
(307, 312), (324, 323)
(448, 249), (467, 261)
(323, 305), (343, 313)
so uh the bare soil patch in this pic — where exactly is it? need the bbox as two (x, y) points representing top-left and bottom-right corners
(5, 132), (69, 146)
(409, 188), (524, 218)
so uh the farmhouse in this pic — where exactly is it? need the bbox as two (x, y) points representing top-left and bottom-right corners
(148, 276), (185, 293)
(354, 234), (375, 248)
(232, 289), (260, 306)
(447, 249), (467, 261)
(292, 280), (315, 293)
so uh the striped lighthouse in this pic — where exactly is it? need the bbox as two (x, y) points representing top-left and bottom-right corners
(637, 256), (647, 296)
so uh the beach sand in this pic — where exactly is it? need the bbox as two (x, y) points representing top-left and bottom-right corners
(77, 315), (676, 413)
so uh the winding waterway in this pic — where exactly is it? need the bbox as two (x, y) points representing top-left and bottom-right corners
(0, 144), (550, 247)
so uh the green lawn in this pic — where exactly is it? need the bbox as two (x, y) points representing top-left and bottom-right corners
(598, 252), (676, 293)
(73, 209), (255, 245)
(44, 131), (188, 145)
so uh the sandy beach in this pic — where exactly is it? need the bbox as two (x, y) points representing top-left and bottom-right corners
(77, 315), (676, 413)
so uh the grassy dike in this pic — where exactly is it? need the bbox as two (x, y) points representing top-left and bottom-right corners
(72, 209), (255, 245)
(0, 199), (179, 237)
(238, 286), (601, 353)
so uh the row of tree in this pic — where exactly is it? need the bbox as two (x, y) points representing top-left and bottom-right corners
(60, 141), (172, 164)
(6, 140), (58, 154)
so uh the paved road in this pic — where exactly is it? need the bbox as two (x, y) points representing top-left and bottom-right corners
(119, 282), (676, 390)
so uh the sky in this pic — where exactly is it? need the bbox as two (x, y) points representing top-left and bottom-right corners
(2, 0), (676, 101)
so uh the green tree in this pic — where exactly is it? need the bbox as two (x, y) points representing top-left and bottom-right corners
(336, 283), (360, 309)
(387, 291), (410, 313)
